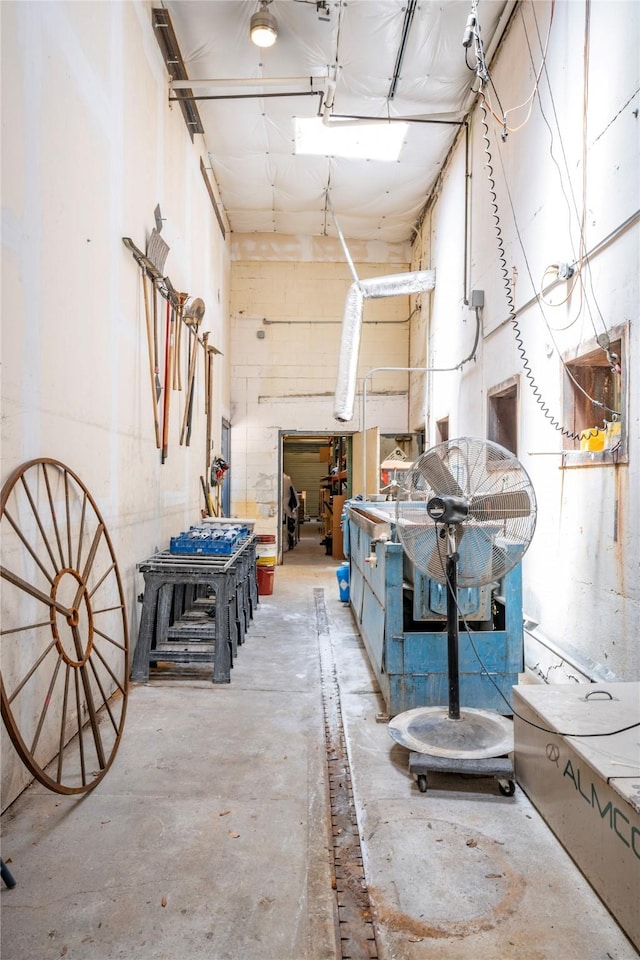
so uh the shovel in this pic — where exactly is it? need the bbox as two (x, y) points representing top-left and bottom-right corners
(161, 298), (174, 463)
(152, 280), (161, 402)
(173, 292), (188, 391)
(180, 298), (205, 445)
(142, 271), (161, 448)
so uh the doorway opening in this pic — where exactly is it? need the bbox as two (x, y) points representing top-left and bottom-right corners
(280, 432), (350, 563)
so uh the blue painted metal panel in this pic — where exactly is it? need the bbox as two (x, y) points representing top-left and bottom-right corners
(412, 573), (491, 620)
(345, 505), (524, 718)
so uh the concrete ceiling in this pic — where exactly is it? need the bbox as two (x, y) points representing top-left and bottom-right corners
(163, 0), (511, 243)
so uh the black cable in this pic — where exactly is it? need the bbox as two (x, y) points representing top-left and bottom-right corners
(435, 524), (640, 738)
(462, 604), (640, 739)
(528, 1), (614, 349)
(484, 7), (621, 418)
(465, 47), (476, 73)
(487, 102), (622, 422)
(467, 4), (621, 434)
(477, 94), (581, 441)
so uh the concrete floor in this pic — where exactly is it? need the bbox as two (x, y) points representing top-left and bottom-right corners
(1, 522), (638, 960)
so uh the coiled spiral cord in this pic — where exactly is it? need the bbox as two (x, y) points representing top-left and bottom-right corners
(478, 93), (581, 441)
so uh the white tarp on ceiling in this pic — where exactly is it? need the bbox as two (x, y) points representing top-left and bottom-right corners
(165, 0), (509, 242)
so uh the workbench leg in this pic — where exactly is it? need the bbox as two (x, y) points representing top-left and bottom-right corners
(228, 597), (238, 660)
(213, 582), (231, 683)
(156, 583), (174, 642)
(131, 580), (161, 681)
(173, 583), (186, 621)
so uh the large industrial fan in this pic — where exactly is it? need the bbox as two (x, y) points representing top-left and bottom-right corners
(388, 438), (537, 791)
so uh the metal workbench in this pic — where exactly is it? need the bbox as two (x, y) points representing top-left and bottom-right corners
(344, 503), (524, 717)
(131, 535), (258, 684)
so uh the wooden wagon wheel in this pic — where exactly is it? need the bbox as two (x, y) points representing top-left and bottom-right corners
(0, 458), (129, 794)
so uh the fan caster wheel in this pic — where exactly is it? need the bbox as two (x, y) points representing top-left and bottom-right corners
(417, 774), (428, 793)
(498, 779), (515, 797)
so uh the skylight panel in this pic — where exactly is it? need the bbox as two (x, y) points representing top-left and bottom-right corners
(294, 117), (408, 162)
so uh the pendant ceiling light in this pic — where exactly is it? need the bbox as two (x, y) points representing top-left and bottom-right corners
(250, 0), (278, 48)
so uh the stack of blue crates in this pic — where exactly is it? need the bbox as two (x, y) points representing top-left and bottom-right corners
(170, 523), (249, 556)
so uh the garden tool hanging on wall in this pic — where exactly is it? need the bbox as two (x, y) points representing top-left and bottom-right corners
(152, 277), (161, 403)
(148, 206), (168, 403)
(210, 456), (229, 487)
(210, 456), (229, 518)
(122, 236), (163, 449)
(203, 336), (222, 511)
(141, 268), (162, 449)
(180, 298), (205, 445)
(173, 291), (188, 392)
(146, 212), (174, 456)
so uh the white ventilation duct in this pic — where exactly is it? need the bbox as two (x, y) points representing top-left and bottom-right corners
(333, 270), (436, 422)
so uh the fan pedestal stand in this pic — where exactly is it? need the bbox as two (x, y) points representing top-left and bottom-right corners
(389, 530), (516, 796)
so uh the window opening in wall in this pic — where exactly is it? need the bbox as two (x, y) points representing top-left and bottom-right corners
(436, 418), (449, 444)
(488, 380), (518, 455)
(562, 333), (625, 459)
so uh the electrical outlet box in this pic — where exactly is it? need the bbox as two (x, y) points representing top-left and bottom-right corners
(470, 289), (484, 308)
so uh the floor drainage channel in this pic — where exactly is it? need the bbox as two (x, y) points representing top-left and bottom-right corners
(314, 588), (379, 960)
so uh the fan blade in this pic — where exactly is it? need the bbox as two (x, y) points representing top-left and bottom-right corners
(469, 489), (531, 522)
(426, 540), (447, 581)
(457, 526), (507, 586)
(416, 451), (463, 497)
(396, 524), (437, 573)
(426, 527), (464, 582)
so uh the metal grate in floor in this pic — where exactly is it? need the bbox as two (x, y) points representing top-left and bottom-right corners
(315, 588), (379, 960)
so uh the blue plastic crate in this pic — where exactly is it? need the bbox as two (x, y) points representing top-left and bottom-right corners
(170, 524), (245, 556)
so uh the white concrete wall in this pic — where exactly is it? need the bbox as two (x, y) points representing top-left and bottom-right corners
(1, 0), (231, 806)
(410, 0), (639, 681)
(229, 237), (411, 530)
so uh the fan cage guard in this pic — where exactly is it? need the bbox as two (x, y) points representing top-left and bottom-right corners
(395, 437), (537, 587)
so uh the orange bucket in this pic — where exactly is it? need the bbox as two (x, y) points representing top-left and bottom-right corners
(256, 562), (275, 596)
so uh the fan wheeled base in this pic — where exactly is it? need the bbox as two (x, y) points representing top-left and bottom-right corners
(388, 706), (514, 759)
(408, 751), (515, 796)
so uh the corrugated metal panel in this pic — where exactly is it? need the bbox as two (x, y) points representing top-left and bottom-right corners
(284, 444), (328, 517)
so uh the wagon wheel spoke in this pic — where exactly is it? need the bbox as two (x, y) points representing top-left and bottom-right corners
(41, 462), (67, 569)
(1, 564), (72, 618)
(0, 459), (129, 795)
(72, 624), (107, 770)
(18, 473), (61, 573)
(2, 507), (57, 585)
(73, 523), (104, 609)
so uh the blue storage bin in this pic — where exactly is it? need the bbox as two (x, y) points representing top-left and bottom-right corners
(336, 562), (350, 602)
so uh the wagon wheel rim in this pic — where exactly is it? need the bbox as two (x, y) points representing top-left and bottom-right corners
(1, 458), (129, 795)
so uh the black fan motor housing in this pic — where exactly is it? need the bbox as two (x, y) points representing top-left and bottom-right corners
(427, 495), (469, 524)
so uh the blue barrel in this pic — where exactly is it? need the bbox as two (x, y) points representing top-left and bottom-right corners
(336, 563), (350, 602)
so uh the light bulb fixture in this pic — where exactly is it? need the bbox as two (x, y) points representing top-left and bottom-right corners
(250, 0), (278, 48)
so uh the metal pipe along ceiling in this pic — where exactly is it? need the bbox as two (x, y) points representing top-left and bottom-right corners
(388, 0), (418, 100)
(333, 270), (436, 423)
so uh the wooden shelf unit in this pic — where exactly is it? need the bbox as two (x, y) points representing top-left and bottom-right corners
(319, 438), (349, 559)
